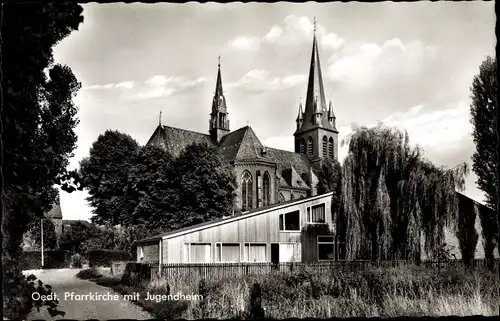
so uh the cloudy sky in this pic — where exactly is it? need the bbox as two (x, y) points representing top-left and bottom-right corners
(53, 2), (495, 221)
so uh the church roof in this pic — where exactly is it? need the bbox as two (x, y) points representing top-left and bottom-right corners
(218, 126), (250, 161)
(265, 147), (313, 176)
(147, 125), (213, 158)
(281, 167), (309, 189)
(146, 124), (314, 184)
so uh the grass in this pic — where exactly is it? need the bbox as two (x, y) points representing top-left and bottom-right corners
(83, 264), (500, 319)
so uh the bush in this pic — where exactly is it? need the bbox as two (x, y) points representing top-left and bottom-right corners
(76, 268), (103, 280)
(70, 253), (83, 268)
(19, 250), (71, 270)
(88, 249), (133, 267)
(4, 267), (65, 320)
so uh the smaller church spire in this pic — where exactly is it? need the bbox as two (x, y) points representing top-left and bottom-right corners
(159, 110), (162, 126)
(296, 102), (304, 121)
(214, 56), (224, 99)
(328, 100), (335, 118)
(210, 56), (230, 143)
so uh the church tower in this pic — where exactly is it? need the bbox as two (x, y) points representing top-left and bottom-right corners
(209, 57), (230, 143)
(294, 20), (338, 169)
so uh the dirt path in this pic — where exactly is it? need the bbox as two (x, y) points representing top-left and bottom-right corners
(23, 268), (152, 320)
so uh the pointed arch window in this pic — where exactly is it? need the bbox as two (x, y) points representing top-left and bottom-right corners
(300, 139), (306, 154)
(241, 171), (253, 211)
(308, 137), (313, 155)
(263, 172), (271, 206)
(322, 136), (328, 158)
(328, 137), (334, 159)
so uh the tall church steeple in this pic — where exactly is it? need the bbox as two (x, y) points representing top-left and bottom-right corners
(293, 18), (339, 165)
(209, 56), (230, 143)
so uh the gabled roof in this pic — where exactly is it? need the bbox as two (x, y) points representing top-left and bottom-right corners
(137, 192), (334, 243)
(147, 125), (213, 158)
(145, 124), (314, 184)
(282, 167), (309, 189)
(276, 171), (291, 188)
(219, 126), (267, 162)
(45, 203), (62, 219)
(456, 191), (494, 212)
(265, 147), (313, 177)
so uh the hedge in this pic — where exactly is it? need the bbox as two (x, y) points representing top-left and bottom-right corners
(88, 249), (133, 267)
(121, 262), (153, 286)
(19, 250), (72, 270)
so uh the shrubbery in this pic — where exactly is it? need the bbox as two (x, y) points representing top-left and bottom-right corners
(88, 250), (133, 267)
(70, 253), (84, 268)
(138, 264), (499, 318)
(19, 250), (72, 270)
(76, 268), (103, 280)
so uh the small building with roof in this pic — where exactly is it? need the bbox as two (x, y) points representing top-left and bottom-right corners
(136, 192), (336, 264)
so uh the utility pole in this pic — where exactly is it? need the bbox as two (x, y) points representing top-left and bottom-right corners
(41, 216), (44, 269)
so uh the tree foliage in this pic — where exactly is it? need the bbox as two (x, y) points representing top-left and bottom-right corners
(172, 143), (236, 227)
(469, 55), (499, 261)
(455, 194), (479, 268)
(24, 218), (58, 251)
(58, 221), (114, 255)
(339, 124), (468, 261)
(2, 3), (84, 319)
(79, 130), (140, 226)
(80, 139), (237, 240)
(126, 145), (175, 227)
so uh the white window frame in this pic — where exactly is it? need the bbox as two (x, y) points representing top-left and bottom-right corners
(317, 235), (335, 261)
(184, 242), (212, 263)
(215, 242), (242, 263)
(279, 210), (302, 232)
(242, 242), (268, 263)
(278, 242), (301, 263)
(307, 203), (327, 224)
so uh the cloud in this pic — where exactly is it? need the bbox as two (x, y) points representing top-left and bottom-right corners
(381, 100), (471, 150)
(263, 26), (282, 43)
(225, 15), (345, 52)
(327, 38), (437, 88)
(84, 81), (135, 90)
(131, 75), (206, 100)
(83, 75), (206, 100)
(263, 100), (471, 165)
(114, 81), (135, 89)
(226, 36), (261, 51)
(227, 69), (306, 92)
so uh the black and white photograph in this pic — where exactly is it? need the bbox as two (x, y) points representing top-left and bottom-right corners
(2, 1), (498, 320)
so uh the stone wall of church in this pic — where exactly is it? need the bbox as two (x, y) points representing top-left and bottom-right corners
(233, 163), (277, 211)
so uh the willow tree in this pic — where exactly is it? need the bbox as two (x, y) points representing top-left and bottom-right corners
(340, 123), (468, 261)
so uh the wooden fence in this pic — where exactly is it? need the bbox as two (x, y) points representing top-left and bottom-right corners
(137, 259), (498, 281)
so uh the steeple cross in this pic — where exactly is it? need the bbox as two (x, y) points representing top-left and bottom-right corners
(159, 110), (162, 126)
(218, 56), (221, 68)
(313, 17), (317, 33)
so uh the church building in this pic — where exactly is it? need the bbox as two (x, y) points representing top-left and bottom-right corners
(146, 30), (339, 212)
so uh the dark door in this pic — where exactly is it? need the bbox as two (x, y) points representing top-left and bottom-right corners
(271, 243), (279, 264)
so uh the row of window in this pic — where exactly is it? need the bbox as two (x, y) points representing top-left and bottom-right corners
(299, 136), (334, 158)
(184, 242), (294, 263)
(278, 203), (326, 232)
(182, 238), (345, 263)
(241, 171), (271, 211)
